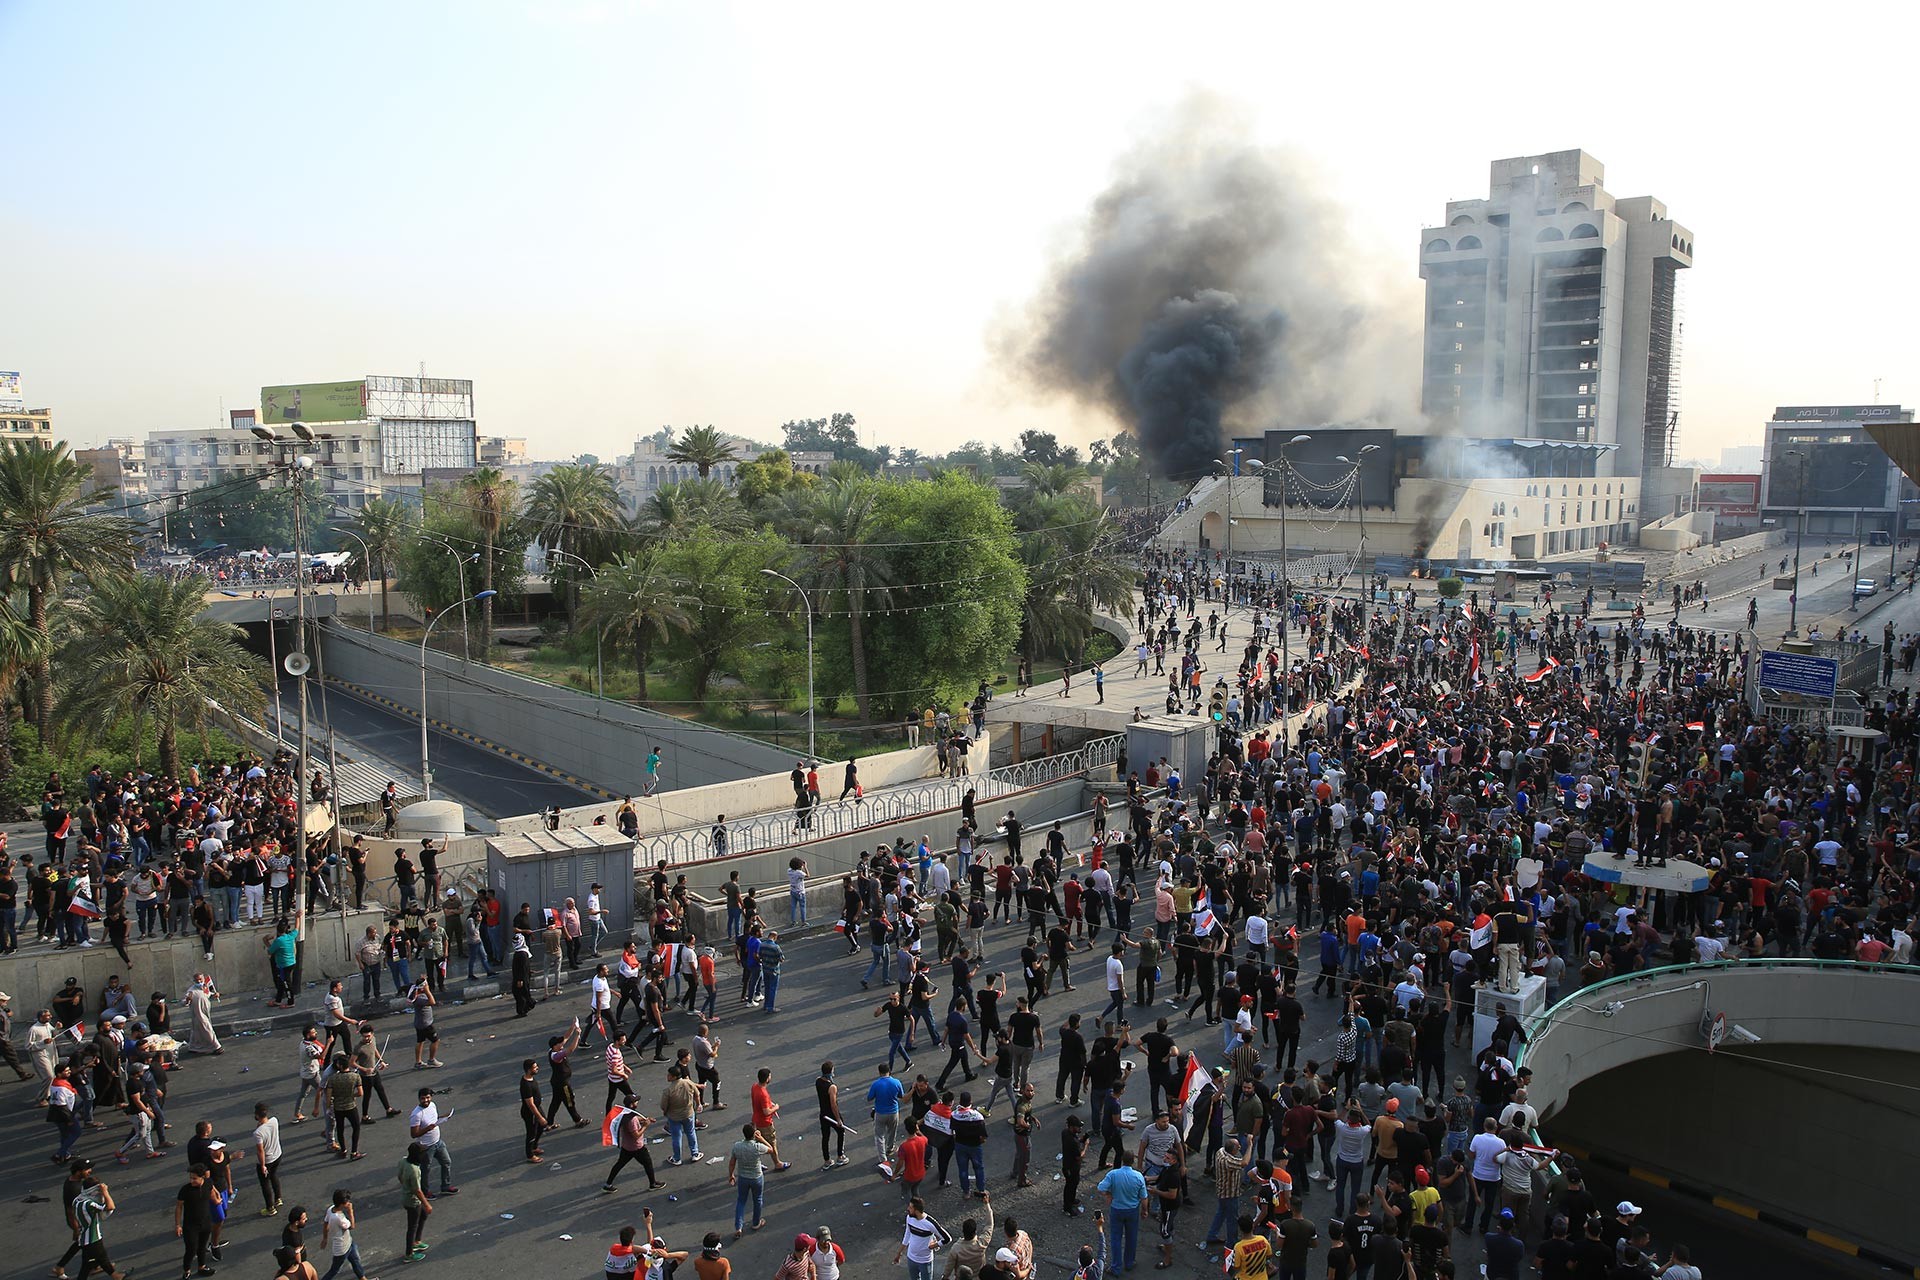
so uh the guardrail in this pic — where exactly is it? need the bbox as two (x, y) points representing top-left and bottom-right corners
(633, 732), (1125, 867)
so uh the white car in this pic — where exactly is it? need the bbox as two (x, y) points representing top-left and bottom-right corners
(1855, 578), (1880, 597)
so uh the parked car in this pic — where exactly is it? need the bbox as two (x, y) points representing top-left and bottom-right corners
(1855, 577), (1880, 597)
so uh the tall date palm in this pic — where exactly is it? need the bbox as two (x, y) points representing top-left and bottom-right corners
(0, 441), (137, 738)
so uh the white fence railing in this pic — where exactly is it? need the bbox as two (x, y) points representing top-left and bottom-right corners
(635, 733), (1125, 866)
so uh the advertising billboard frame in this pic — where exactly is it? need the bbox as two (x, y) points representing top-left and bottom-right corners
(260, 380), (368, 425)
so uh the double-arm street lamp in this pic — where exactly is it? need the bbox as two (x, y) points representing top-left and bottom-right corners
(760, 568), (815, 764)
(420, 590), (497, 800)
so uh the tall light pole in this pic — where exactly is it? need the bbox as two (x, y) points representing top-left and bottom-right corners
(424, 535), (478, 660)
(420, 590), (496, 799)
(1336, 443), (1381, 638)
(1273, 434), (1312, 745)
(548, 548), (604, 698)
(761, 568), (814, 764)
(1784, 448), (1808, 638)
(221, 589), (283, 737)
(251, 422), (317, 985)
(329, 526), (377, 634)
(1214, 449), (1245, 612)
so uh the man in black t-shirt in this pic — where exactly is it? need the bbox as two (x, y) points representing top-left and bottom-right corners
(1005, 1001), (1042, 1092)
(174, 1164), (217, 1277)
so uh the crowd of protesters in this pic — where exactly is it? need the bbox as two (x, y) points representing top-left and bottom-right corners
(15, 541), (1917, 1280)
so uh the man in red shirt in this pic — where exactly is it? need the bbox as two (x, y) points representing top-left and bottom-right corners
(892, 1117), (929, 1200)
(750, 1068), (791, 1172)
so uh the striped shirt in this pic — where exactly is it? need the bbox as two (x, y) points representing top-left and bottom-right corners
(73, 1186), (108, 1246)
(606, 1045), (628, 1083)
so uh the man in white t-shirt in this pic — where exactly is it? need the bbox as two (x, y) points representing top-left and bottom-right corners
(253, 1101), (284, 1213)
(408, 1087), (456, 1194)
(1100, 943), (1128, 1023)
(1467, 1118), (1509, 1233)
(1244, 911), (1269, 963)
(585, 885), (607, 956)
(588, 963), (614, 1041)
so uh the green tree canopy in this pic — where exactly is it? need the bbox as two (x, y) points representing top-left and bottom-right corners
(849, 471), (1025, 718)
(59, 573), (266, 779)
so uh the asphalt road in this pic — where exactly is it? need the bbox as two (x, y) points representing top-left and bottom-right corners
(5, 916), (1886, 1280)
(303, 676), (597, 820)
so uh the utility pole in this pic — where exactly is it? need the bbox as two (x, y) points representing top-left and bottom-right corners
(1785, 449), (1809, 638)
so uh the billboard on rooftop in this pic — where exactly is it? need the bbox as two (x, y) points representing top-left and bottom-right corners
(260, 380), (367, 425)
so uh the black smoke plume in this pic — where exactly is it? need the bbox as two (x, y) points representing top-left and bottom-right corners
(1006, 98), (1413, 482)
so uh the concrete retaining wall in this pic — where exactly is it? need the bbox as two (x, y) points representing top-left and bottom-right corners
(1521, 960), (1920, 1265)
(1545, 1045), (1915, 1266)
(0, 907), (386, 1023)
(317, 621), (791, 795)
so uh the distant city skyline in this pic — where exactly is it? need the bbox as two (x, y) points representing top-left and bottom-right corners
(3, 3), (1911, 465)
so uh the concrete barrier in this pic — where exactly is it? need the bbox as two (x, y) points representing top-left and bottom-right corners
(0, 907), (387, 1024)
(676, 777), (1108, 939)
(492, 734), (991, 839)
(317, 622), (792, 795)
(1521, 959), (1920, 1265)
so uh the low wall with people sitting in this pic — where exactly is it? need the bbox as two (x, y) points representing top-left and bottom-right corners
(0, 906), (386, 1031)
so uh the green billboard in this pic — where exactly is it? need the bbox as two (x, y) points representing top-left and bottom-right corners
(260, 380), (367, 424)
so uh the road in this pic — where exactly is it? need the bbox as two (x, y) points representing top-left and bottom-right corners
(303, 675), (597, 820)
(3, 920), (1888, 1280)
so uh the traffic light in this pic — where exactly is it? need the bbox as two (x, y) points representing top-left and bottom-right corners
(1630, 739), (1658, 790)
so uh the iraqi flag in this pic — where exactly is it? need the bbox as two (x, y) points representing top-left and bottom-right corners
(1368, 738), (1399, 760)
(1468, 913), (1494, 949)
(1524, 664), (1554, 684)
(1172, 1052), (1207, 1133)
(1687, 720), (1706, 733)
(67, 895), (102, 920)
(602, 1105), (637, 1147)
(1468, 638), (1481, 685)
(1381, 682), (1398, 695)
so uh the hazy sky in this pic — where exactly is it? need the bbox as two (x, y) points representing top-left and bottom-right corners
(4, 2), (1912, 467)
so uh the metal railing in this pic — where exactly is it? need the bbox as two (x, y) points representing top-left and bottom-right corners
(633, 732), (1125, 867)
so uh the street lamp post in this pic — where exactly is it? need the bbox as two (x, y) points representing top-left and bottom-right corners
(419, 590), (497, 800)
(1214, 450), (1244, 612)
(330, 527), (377, 634)
(1273, 434), (1313, 746)
(1336, 444), (1381, 638)
(761, 568), (814, 764)
(1784, 449), (1809, 638)
(548, 548), (604, 699)
(223, 591), (284, 737)
(425, 536), (478, 660)
(249, 422), (317, 985)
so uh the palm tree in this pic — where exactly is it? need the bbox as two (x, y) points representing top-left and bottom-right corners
(458, 466), (516, 653)
(1020, 461), (1085, 500)
(0, 595), (48, 782)
(665, 425), (739, 479)
(639, 477), (745, 539)
(352, 497), (414, 632)
(1013, 491), (1132, 667)
(0, 441), (137, 737)
(525, 462), (627, 627)
(786, 475), (893, 719)
(579, 550), (691, 700)
(60, 574), (266, 778)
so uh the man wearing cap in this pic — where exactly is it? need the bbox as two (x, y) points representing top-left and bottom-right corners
(1484, 1207), (1525, 1280)
(1600, 1200), (1641, 1254)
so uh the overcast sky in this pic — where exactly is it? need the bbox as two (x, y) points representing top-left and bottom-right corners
(4, 1), (1911, 467)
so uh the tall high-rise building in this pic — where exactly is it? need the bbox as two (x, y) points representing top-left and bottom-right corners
(1419, 150), (1693, 486)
